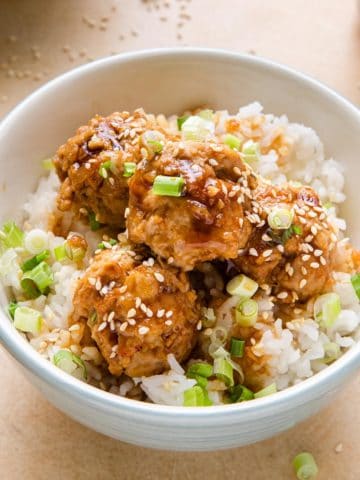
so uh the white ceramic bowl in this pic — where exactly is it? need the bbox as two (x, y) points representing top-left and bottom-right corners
(0, 49), (360, 452)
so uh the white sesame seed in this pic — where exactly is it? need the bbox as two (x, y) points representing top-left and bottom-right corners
(95, 279), (102, 290)
(288, 266), (294, 276)
(165, 320), (173, 326)
(146, 308), (153, 317)
(305, 235), (313, 242)
(277, 245), (284, 253)
(335, 443), (343, 454)
(262, 233), (272, 242)
(139, 326), (149, 335)
(140, 303), (147, 313)
(98, 322), (107, 332)
(299, 279), (307, 288)
(311, 225), (318, 235)
(168, 256), (174, 264)
(108, 311), (115, 322)
(209, 158), (218, 166)
(249, 248), (258, 257)
(277, 291), (288, 299)
(128, 318), (136, 326)
(127, 308), (136, 318)
(119, 322), (128, 331)
(314, 249), (322, 257)
(88, 277), (96, 286)
(233, 166), (242, 176)
(308, 211), (317, 218)
(331, 232), (338, 242)
(239, 217), (244, 228)
(124, 207), (130, 218)
(119, 285), (127, 293)
(135, 297), (141, 308)
(69, 324), (80, 332)
(302, 254), (310, 261)
(110, 351), (116, 359)
(263, 249), (273, 258)
(320, 256), (327, 265)
(157, 309), (165, 318)
(310, 262), (320, 269)
(301, 266), (308, 275)
(166, 310), (173, 318)
(154, 272), (165, 282)
(109, 177), (115, 186)
(196, 320), (202, 331)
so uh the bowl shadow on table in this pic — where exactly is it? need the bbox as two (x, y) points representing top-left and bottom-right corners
(1, 348), (359, 480)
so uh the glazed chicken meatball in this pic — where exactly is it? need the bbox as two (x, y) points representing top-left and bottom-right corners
(54, 108), (177, 229)
(72, 246), (201, 377)
(127, 141), (257, 271)
(233, 183), (338, 301)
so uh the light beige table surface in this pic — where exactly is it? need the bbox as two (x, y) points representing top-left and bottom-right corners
(0, 1), (360, 479)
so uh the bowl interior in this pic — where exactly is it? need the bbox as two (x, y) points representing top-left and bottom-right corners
(0, 49), (360, 411)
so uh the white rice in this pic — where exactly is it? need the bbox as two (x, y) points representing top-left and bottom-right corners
(1, 102), (359, 406)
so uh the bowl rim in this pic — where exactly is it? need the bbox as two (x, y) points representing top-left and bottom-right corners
(1, 47), (360, 421)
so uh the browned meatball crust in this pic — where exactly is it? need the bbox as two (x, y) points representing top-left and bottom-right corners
(127, 141), (257, 271)
(72, 247), (201, 377)
(54, 108), (177, 229)
(233, 183), (337, 301)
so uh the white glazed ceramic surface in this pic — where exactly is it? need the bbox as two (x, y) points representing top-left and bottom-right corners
(0, 49), (360, 451)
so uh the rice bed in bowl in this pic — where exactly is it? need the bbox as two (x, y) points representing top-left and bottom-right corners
(1, 102), (359, 407)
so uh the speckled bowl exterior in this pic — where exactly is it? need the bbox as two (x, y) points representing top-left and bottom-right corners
(0, 49), (359, 451)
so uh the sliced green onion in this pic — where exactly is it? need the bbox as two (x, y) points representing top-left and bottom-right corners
(194, 375), (208, 389)
(323, 342), (341, 364)
(235, 299), (258, 327)
(223, 133), (242, 150)
(229, 384), (254, 403)
(230, 337), (245, 357)
(202, 307), (216, 327)
(209, 345), (229, 359)
(241, 139), (261, 168)
(123, 162), (137, 178)
(226, 274), (258, 297)
(351, 273), (360, 299)
(14, 306), (42, 334)
(210, 326), (228, 347)
(8, 301), (18, 319)
(314, 292), (341, 328)
(254, 383), (277, 399)
(292, 224), (302, 235)
(181, 115), (214, 141)
(268, 207), (294, 230)
(88, 212), (101, 231)
(53, 349), (87, 380)
(97, 238), (117, 250)
(42, 158), (54, 170)
(21, 250), (50, 272)
(187, 362), (213, 379)
(99, 160), (113, 179)
(54, 244), (67, 261)
(183, 385), (206, 406)
(24, 229), (49, 254)
(177, 114), (189, 130)
(152, 175), (185, 197)
(293, 452), (318, 480)
(198, 109), (214, 121)
(21, 261), (54, 297)
(142, 130), (165, 154)
(0, 222), (24, 249)
(213, 357), (234, 387)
